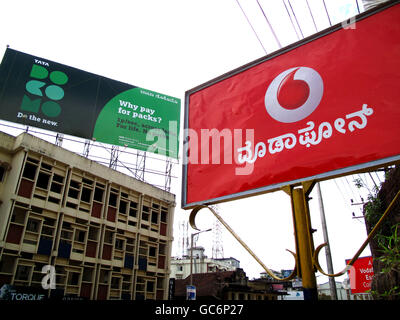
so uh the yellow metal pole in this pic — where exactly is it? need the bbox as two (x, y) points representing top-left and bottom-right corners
(292, 187), (318, 300)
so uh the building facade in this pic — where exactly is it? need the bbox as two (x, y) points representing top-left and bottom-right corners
(173, 269), (283, 300)
(170, 247), (240, 280)
(0, 132), (175, 300)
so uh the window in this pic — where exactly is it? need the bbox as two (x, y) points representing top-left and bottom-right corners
(36, 172), (50, 189)
(81, 187), (92, 203)
(104, 230), (114, 244)
(82, 268), (93, 282)
(68, 272), (80, 286)
(100, 270), (110, 284)
(111, 277), (120, 289)
(109, 192), (117, 207)
(115, 238), (124, 250)
(52, 174), (64, 183)
(75, 230), (86, 243)
(146, 281), (154, 292)
(11, 206), (27, 224)
(151, 211), (158, 224)
(88, 226), (99, 241)
(0, 255), (16, 274)
(161, 211), (167, 223)
(68, 188), (79, 199)
(119, 200), (127, 214)
(41, 162), (52, 171)
(50, 180), (63, 193)
(26, 218), (40, 233)
(22, 162), (37, 180)
(149, 246), (157, 257)
(94, 187), (104, 202)
(0, 166), (5, 182)
(15, 265), (32, 281)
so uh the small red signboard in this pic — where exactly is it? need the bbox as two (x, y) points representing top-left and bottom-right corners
(346, 256), (374, 294)
(182, 2), (400, 208)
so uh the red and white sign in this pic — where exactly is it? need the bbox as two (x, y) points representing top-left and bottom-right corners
(346, 256), (374, 294)
(182, 2), (400, 208)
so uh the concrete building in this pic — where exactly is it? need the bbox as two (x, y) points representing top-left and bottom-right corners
(173, 269), (283, 300)
(318, 280), (373, 300)
(0, 131), (175, 300)
(170, 247), (240, 280)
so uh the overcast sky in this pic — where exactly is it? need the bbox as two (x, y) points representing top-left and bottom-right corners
(0, 0), (384, 283)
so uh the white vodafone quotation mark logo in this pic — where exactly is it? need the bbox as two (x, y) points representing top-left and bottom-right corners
(265, 67), (323, 123)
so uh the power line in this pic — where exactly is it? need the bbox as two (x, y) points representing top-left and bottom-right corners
(374, 171), (382, 184)
(306, 0), (318, 32)
(333, 178), (348, 205)
(322, 0), (332, 26)
(343, 176), (359, 202)
(357, 174), (373, 198)
(234, 0), (268, 54)
(282, 0), (301, 40)
(288, 0), (305, 38)
(355, 0), (361, 14)
(256, 0), (282, 48)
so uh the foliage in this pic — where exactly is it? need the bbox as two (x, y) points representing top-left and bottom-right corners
(354, 175), (400, 299)
(353, 177), (383, 226)
(376, 223), (400, 274)
(352, 177), (392, 231)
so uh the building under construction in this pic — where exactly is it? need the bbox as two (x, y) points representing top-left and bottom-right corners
(0, 131), (175, 300)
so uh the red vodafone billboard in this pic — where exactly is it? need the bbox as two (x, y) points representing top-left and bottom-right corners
(182, 1), (400, 209)
(346, 256), (374, 294)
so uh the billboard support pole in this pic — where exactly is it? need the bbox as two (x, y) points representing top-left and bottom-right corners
(292, 186), (318, 301)
(316, 182), (338, 299)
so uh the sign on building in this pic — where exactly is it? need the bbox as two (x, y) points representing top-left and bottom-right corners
(182, 2), (400, 208)
(0, 48), (180, 158)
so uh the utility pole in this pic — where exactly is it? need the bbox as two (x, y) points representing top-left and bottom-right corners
(190, 228), (212, 286)
(316, 182), (338, 300)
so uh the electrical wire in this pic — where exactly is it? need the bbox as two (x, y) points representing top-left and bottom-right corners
(333, 178), (348, 206)
(288, 0), (305, 38)
(368, 172), (378, 190)
(322, 0), (332, 26)
(234, 0), (268, 54)
(375, 171), (382, 184)
(256, 0), (282, 48)
(306, 0), (318, 32)
(355, 0), (361, 14)
(282, 0), (301, 40)
(357, 174), (373, 198)
(343, 176), (359, 202)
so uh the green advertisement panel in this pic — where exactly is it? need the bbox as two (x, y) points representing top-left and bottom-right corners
(0, 48), (180, 158)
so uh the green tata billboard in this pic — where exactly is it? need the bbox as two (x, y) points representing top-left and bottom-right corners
(0, 48), (180, 158)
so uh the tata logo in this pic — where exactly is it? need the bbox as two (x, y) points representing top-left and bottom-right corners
(20, 60), (68, 118)
(34, 59), (50, 67)
(265, 67), (323, 123)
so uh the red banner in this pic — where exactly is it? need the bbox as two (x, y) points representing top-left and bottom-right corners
(346, 256), (374, 294)
(183, 2), (400, 208)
